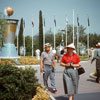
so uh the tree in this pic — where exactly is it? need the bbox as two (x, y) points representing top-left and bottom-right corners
(78, 25), (86, 43)
(33, 35), (40, 55)
(25, 35), (40, 56)
(45, 29), (54, 46)
(67, 25), (73, 44)
(18, 18), (24, 55)
(39, 10), (43, 52)
(89, 33), (100, 48)
(25, 36), (32, 56)
(56, 32), (62, 47)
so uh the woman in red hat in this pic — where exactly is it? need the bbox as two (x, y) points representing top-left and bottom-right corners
(61, 43), (81, 100)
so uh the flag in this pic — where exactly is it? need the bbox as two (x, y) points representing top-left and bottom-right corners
(32, 20), (34, 27)
(66, 17), (68, 25)
(77, 17), (79, 26)
(54, 19), (56, 27)
(88, 17), (90, 26)
(44, 18), (45, 27)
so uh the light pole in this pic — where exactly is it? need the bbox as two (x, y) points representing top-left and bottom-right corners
(60, 29), (65, 47)
(77, 16), (79, 55)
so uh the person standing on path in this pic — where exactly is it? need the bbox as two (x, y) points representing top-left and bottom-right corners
(35, 49), (40, 59)
(40, 43), (57, 93)
(60, 43), (81, 100)
(91, 42), (100, 83)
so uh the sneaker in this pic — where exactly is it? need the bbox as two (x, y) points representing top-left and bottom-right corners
(52, 88), (57, 93)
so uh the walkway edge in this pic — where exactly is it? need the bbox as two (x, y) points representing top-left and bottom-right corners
(89, 72), (96, 79)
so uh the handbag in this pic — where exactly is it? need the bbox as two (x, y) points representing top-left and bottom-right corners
(77, 67), (85, 75)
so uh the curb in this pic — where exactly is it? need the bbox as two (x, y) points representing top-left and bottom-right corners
(89, 72), (97, 79)
(50, 95), (56, 100)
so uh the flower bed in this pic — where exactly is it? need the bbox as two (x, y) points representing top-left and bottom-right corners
(32, 85), (56, 100)
(1, 59), (16, 65)
(18, 58), (40, 65)
(0, 56), (40, 65)
(32, 85), (51, 100)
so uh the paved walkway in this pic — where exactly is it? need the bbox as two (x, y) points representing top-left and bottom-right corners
(33, 60), (100, 100)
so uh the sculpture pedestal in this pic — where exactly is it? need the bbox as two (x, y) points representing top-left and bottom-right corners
(0, 43), (19, 59)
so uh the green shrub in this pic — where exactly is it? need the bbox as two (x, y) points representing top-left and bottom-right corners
(0, 64), (39, 100)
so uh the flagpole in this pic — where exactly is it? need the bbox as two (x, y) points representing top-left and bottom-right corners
(77, 16), (79, 54)
(54, 19), (56, 50)
(43, 18), (45, 51)
(87, 17), (90, 57)
(54, 26), (55, 50)
(17, 24), (19, 54)
(17, 31), (18, 54)
(73, 9), (75, 44)
(23, 20), (25, 56)
(32, 20), (34, 57)
(87, 25), (89, 57)
(24, 33), (25, 56)
(43, 26), (45, 51)
(66, 17), (68, 46)
(66, 24), (67, 47)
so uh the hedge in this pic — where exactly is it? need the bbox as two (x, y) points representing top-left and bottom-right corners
(0, 64), (39, 100)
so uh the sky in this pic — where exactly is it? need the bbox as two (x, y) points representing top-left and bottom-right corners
(0, 0), (100, 36)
